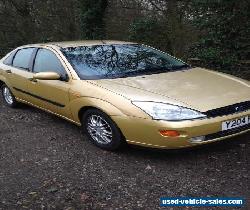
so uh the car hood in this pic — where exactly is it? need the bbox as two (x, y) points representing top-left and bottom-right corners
(93, 68), (250, 112)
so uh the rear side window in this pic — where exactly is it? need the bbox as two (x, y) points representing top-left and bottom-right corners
(33, 49), (66, 76)
(13, 48), (34, 70)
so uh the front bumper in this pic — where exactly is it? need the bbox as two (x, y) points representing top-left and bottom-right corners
(112, 110), (250, 149)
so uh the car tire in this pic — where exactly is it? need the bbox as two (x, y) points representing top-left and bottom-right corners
(81, 109), (126, 151)
(1, 84), (18, 108)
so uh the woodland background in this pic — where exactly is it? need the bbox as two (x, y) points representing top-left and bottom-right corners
(0, 0), (249, 79)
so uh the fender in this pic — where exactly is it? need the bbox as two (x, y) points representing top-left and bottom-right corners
(0, 74), (19, 97)
(0, 75), (10, 88)
(69, 96), (127, 124)
(0, 74), (6, 84)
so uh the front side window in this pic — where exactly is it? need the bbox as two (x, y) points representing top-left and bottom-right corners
(12, 48), (34, 70)
(61, 44), (189, 80)
(33, 49), (67, 78)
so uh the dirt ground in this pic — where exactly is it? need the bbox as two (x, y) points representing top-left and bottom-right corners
(0, 96), (249, 210)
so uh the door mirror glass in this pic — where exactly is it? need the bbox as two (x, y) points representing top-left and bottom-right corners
(33, 72), (60, 80)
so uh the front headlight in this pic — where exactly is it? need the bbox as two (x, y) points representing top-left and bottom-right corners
(132, 101), (206, 121)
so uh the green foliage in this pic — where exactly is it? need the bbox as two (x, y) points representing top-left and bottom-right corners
(0, 0), (248, 79)
(0, 0), (81, 52)
(189, 0), (250, 71)
(128, 18), (172, 53)
(78, 0), (108, 39)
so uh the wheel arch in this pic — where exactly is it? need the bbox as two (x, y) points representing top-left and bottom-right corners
(78, 105), (127, 146)
(0, 79), (4, 88)
(71, 97), (127, 124)
(0, 76), (11, 89)
(77, 104), (126, 135)
(78, 106), (97, 123)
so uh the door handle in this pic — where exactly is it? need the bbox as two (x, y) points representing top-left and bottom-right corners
(6, 70), (12, 74)
(28, 78), (37, 82)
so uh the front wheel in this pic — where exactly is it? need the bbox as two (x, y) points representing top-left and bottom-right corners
(82, 109), (126, 150)
(1, 84), (18, 108)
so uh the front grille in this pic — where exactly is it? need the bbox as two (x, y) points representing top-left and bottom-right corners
(205, 124), (250, 141)
(205, 101), (250, 118)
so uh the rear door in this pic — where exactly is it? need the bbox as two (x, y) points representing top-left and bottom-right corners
(3, 48), (36, 101)
(27, 47), (72, 119)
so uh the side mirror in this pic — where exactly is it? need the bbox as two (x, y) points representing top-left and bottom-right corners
(33, 72), (60, 80)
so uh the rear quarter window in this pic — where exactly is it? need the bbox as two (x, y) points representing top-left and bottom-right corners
(3, 50), (16, 65)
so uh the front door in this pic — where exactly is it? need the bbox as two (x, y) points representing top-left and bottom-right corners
(27, 48), (72, 119)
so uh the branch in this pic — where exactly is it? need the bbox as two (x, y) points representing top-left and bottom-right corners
(148, 0), (165, 12)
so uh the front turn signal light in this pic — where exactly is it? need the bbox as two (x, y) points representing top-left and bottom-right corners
(159, 130), (180, 137)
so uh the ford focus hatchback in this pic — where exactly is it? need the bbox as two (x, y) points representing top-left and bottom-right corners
(0, 40), (249, 150)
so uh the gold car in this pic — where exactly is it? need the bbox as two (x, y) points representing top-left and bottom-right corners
(0, 41), (249, 150)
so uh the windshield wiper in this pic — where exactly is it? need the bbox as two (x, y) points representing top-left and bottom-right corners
(118, 67), (171, 78)
(118, 71), (143, 78)
(107, 65), (190, 79)
(170, 64), (191, 71)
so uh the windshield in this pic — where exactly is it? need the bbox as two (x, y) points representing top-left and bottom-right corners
(61, 44), (190, 80)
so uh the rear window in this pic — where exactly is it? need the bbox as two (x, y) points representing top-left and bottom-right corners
(12, 48), (35, 70)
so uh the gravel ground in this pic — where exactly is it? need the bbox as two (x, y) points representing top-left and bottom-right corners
(0, 95), (249, 210)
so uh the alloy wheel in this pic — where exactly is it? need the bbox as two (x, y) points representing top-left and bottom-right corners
(3, 86), (14, 105)
(86, 114), (113, 145)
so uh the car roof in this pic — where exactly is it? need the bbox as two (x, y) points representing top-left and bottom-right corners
(21, 40), (137, 49)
